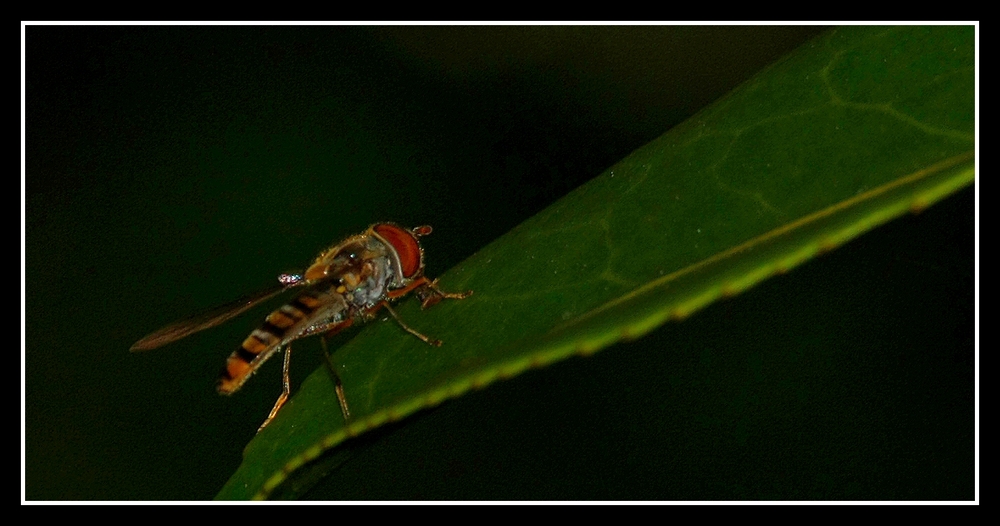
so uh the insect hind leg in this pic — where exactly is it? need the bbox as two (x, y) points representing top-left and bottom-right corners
(257, 322), (354, 433)
(296, 319), (355, 422)
(257, 343), (294, 433)
(321, 336), (351, 421)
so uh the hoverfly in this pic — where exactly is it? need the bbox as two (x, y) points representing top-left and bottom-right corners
(131, 223), (472, 432)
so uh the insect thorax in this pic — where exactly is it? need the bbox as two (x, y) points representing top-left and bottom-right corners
(321, 236), (402, 311)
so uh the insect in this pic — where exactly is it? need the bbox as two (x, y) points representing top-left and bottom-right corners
(130, 223), (472, 432)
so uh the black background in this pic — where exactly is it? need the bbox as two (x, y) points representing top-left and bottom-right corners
(24, 25), (973, 501)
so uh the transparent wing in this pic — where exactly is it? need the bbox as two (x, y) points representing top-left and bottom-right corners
(130, 274), (306, 351)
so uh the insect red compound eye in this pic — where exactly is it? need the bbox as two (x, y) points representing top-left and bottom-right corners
(374, 223), (423, 278)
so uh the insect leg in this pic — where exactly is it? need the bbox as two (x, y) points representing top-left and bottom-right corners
(259, 318), (356, 424)
(383, 276), (472, 308)
(415, 278), (473, 309)
(257, 343), (294, 433)
(381, 302), (443, 347)
(321, 336), (351, 421)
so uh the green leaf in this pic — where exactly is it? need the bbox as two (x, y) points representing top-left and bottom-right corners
(216, 26), (974, 500)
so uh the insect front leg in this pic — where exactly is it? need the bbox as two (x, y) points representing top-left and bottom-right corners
(415, 277), (473, 309)
(371, 277), (471, 345)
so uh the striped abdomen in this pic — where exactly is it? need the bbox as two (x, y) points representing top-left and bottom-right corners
(217, 284), (347, 395)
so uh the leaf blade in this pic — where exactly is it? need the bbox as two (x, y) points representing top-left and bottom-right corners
(216, 25), (974, 500)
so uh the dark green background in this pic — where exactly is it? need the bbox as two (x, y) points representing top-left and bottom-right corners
(25, 26), (972, 500)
